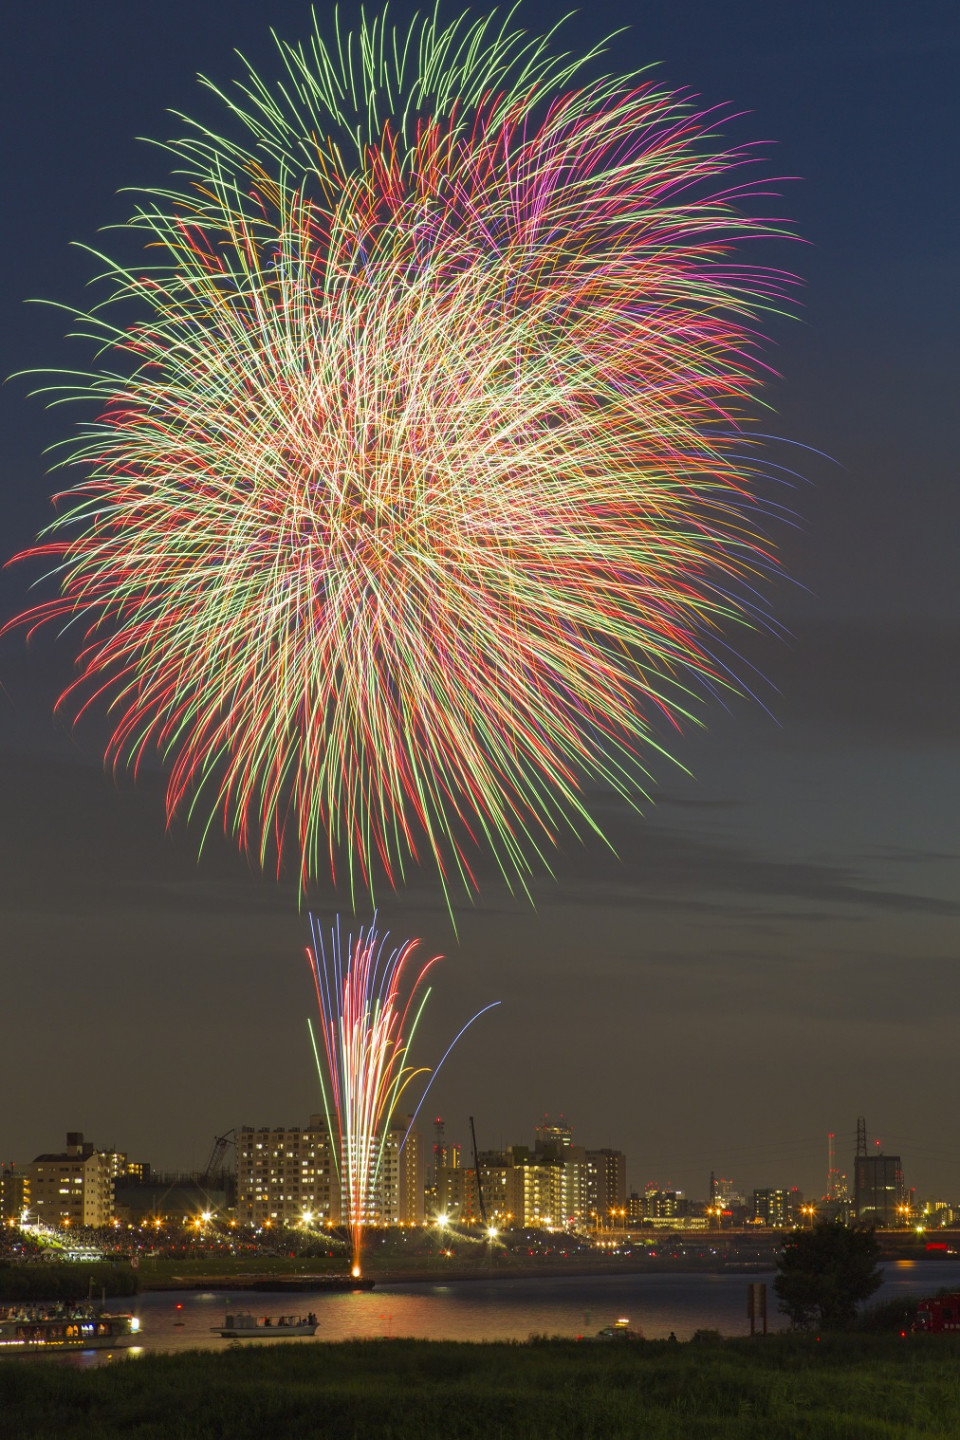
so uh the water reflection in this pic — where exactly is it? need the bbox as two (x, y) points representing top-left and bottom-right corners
(78, 1259), (960, 1362)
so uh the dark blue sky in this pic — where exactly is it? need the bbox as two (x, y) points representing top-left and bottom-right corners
(1, 0), (957, 1202)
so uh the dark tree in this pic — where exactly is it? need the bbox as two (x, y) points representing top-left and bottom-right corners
(774, 1220), (883, 1329)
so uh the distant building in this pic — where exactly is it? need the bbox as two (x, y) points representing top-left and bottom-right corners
(475, 1151), (520, 1226)
(712, 1176), (744, 1208)
(236, 1118), (340, 1226)
(397, 1118), (425, 1224)
(0, 1164), (30, 1223)
(559, 1148), (589, 1227)
(855, 1153), (903, 1227)
(515, 1155), (564, 1227)
(504, 1147), (587, 1228)
(431, 1118), (459, 1179)
(28, 1133), (114, 1228)
(435, 1143), (591, 1230)
(586, 1150), (627, 1224)
(535, 1115), (574, 1158)
(102, 1151), (152, 1185)
(751, 1189), (800, 1228)
(426, 1118), (459, 1216)
(373, 1117), (424, 1224)
(641, 1189), (685, 1222)
(435, 1164), (481, 1223)
(237, 1116), (424, 1228)
(923, 1199), (955, 1227)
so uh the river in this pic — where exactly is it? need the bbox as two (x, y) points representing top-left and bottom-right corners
(75, 1258), (960, 1361)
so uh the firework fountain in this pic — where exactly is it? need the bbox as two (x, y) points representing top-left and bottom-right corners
(305, 915), (498, 1277)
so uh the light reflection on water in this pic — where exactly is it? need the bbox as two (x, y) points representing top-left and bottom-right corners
(66, 1258), (960, 1362)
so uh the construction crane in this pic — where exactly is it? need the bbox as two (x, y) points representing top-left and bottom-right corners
(469, 1116), (488, 1228)
(200, 1129), (236, 1187)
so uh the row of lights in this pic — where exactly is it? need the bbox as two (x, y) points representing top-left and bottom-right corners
(434, 1213), (499, 1240)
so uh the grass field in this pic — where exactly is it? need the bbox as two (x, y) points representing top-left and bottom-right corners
(1, 1333), (957, 1439)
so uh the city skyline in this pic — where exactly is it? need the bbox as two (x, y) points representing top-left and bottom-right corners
(1, 0), (957, 1204)
(5, 1118), (941, 1239)
(2, 1111), (926, 1217)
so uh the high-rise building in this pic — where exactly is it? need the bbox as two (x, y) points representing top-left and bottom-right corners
(558, 1147), (589, 1227)
(535, 1115), (574, 1157)
(102, 1151), (152, 1185)
(435, 1164), (480, 1223)
(426, 1117), (459, 1215)
(441, 1143), (592, 1230)
(585, 1149), (627, 1224)
(28, 1133), (114, 1228)
(515, 1155), (564, 1226)
(432, 1117), (459, 1174)
(499, 1147), (586, 1228)
(751, 1188), (801, 1228)
(824, 1132), (849, 1205)
(713, 1176), (742, 1208)
(236, 1118), (340, 1226)
(854, 1153), (903, 1226)
(474, 1151), (519, 1226)
(237, 1116), (424, 1227)
(373, 1117), (424, 1224)
(0, 1164), (30, 1223)
(923, 1199), (954, 1227)
(641, 1188), (685, 1222)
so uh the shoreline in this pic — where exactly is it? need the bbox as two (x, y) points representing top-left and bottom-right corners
(132, 1245), (949, 1293)
(138, 1258), (778, 1292)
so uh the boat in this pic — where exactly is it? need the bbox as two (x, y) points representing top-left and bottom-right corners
(212, 1311), (318, 1338)
(593, 1317), (643, 1342)
(172, 1273), (374, 1293)
(248, 1274), (374, 1293)
(913, 1293), (960, 1333)
(0, 1304), (140, 1354)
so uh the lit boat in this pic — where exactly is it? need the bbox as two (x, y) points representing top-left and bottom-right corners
(595, 1317), (643, 1341)
(0, 1305), (140, 1353)
(213, 1312), (318, 1338)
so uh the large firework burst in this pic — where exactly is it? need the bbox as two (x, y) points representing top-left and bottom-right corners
(11, 9), (794, 899)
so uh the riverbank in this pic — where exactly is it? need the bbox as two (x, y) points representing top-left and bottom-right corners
(1, 1333), (954, 1439)
(0, 1253), (784, 1302)
(4, 1240), (946, 1299)
(137, 1253), (775, 1291)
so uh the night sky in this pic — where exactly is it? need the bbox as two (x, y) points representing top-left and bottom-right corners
(2, 0), (957, 1203)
